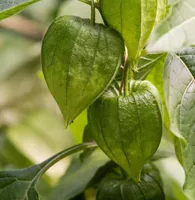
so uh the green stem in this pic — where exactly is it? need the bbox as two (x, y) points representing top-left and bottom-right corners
(123, 59), (138, 95)
(124, 62), (130, 96)
(79, 0), (100, 10)
(120, 49), (129, 96)
(32, 142), (97, 185)
(91, 0), (95, 25)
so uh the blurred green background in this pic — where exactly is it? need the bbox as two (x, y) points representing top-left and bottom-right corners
(0, 0), (188, 199)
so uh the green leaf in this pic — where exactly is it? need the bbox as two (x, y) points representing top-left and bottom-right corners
(89, 80), (163, 181)
(49, 149), (109, 200)
(97, 164), (165, 200)
(156, 0), (169, 25)
(0, 0), (40, 20)
(135, 53), (174, 140)
(42, 16), (124, 127)
(134, 53), (166, 80)
(148, 0), (195, 52)
(0, 143), (96, 200)
(100, 0), (158, 60)
(145, 54), (167, 100)
(0, 165), (41, 200)
(164, 48), (195, 199)
(143, 54), (173, 136)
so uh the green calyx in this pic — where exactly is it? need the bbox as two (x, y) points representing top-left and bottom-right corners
(42, 16), (124, 127)
(88, 80), (163, 181)
(97, 164), (165, 200)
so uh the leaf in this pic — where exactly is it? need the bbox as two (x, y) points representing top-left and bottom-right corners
(135, 53), (174, 140)
(164, 47), (195, 199)
(147, 0), (195, 52)
(0, 0), (40, 20)
(143, 54), (173, 137)
(88, 80), (163, 181)
(145, 54), (167, 101)
(42, 16), (124, 127)
(0, 143), (96, 200)
(0, 165), (41, 200)
(134, 53), (166, 80)
(156, 0), (169, 25)
(100, 0), (158, 60)
(97, 164), (165, 200)
(49, 149), (109, 200)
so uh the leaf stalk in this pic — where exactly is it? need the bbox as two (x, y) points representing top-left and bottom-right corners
(91, 0), (95, 25)
(32, 142), (97, 185)
(79, 0), (100, 10)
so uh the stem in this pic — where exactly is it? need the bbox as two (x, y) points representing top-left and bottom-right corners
(124, 62), (130, 96)
(122, 48), (130, 96)
(79, 0), (100, 10)
(120, 48), (129, 96)
(119, 66), (125, 95)
(91, 0), (95, 25)
(32, 142), (97, 185)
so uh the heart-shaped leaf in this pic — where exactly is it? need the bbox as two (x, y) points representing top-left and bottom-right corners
(88, 80), (163, 181)
(0, 0), (40, 20)
(97, 164), (165, 200)
(164, 48), (195, 199)
(42, 16), (124, 127)
(100, 0), (158, 60)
